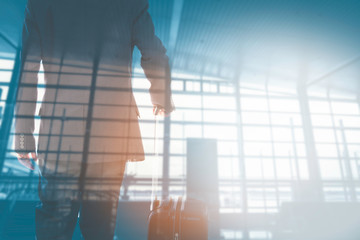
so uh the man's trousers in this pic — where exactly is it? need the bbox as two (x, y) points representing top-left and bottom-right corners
(35, 159), (127, 240)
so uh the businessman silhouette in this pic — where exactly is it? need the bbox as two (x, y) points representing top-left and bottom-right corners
(14, 0), (174, 239)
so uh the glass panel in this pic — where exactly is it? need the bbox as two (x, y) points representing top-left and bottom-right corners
(309, 100), (331, 113)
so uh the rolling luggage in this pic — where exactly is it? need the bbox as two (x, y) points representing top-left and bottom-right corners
(147, 197), (208, 240)
(148, 115), (209, 240)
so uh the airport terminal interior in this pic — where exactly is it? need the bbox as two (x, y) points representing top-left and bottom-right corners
(0, 0), (360, 239)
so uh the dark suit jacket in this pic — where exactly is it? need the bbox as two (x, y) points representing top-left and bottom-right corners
(14, 0), (174, 164)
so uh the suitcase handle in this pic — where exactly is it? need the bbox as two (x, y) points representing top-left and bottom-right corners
(174, 197), (182, 239)
(150, 114), (160, 210)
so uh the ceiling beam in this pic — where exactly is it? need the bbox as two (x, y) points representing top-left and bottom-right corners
(0, 31), (18, 50)
(168, 0), (184, 59)
(307, 55), (360, 87)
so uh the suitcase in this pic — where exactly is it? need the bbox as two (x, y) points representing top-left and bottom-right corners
(147, 197), (208, 240)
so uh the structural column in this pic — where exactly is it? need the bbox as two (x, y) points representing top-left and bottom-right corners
(297, 70), (323, 201)
(0, 45), (21, 174)
(234, 72), (249, 239)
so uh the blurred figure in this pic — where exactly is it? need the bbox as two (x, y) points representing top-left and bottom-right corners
(14, 0), (174, 239)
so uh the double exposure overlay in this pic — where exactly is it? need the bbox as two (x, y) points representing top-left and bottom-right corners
(0, 0), (360, 239)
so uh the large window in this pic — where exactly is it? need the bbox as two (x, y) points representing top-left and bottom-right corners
(309, 89), (360, 202)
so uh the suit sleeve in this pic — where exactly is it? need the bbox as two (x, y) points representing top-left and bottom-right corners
(14, 0), (41, 154)
(132, 1), (175, 113)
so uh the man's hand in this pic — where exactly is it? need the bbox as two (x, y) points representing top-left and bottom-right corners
(16, 152), (37, 170)
(153, 105), (171, 117)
